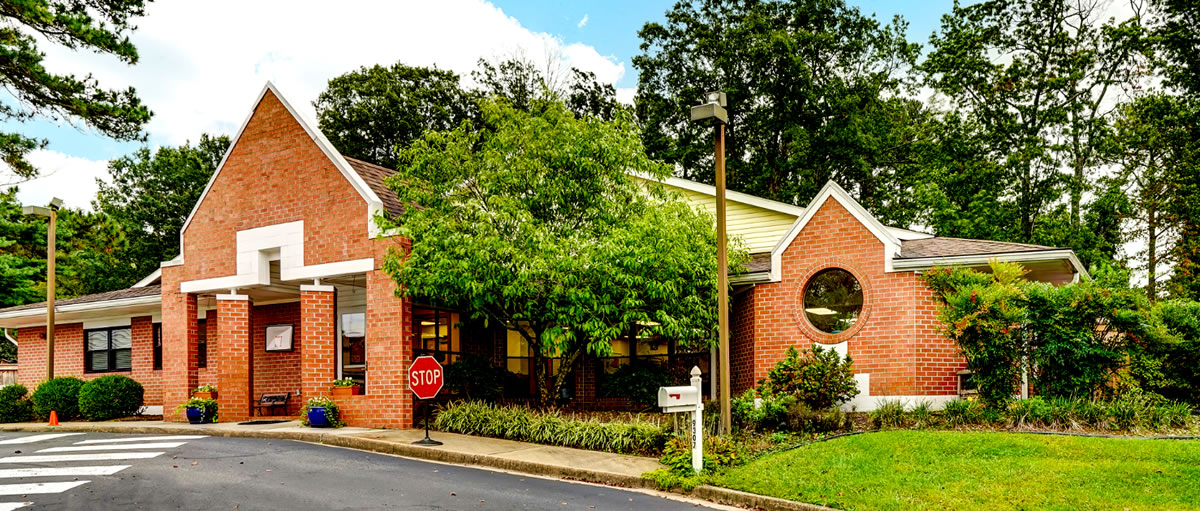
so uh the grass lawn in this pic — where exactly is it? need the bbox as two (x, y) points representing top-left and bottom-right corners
(712, 430), (1200, 511)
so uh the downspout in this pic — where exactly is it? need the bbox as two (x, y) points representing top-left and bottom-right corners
(2, 330), (15, 346)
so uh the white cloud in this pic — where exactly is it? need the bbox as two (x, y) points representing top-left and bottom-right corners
(33, 0), (627, 148)
(12, 150), (109, 211)
(578, 14), (589, 28)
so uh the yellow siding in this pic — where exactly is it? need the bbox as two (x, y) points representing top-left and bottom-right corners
(637, 178), (800, 253)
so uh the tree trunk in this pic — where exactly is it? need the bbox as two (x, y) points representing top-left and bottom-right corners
(1148, 204), (1158, 301)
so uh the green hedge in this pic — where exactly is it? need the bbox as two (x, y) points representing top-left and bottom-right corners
(434, 401), (668, 455)
(31, 377), (85, 421)
(78, 375), (144, 421)
(0, 384), (34, 423)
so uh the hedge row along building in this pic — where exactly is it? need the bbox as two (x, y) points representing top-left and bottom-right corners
(0, 83), (1087, 428)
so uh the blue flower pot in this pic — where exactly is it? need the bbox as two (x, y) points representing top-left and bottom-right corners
(185, 407), (206, 424)
(307, 407), (331, 428)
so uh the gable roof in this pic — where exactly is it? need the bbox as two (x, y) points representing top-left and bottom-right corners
(0, 285), (161, 316)
(769, 181), (902, 280)
(176, 82), (386, 263)
(345, 157), (403, 217)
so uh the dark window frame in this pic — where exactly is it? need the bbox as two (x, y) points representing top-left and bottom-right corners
(84, 326), (133, 373)
(197, 318), (207, 369)
(413, 307), (464, 365)
(152, 323), (163, 370)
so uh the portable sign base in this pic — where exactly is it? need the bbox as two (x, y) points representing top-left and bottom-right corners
(412, 402), (443, 446)
(408, 356), (445, 447)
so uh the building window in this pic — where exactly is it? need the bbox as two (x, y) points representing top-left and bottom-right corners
(85, 327), (132, 373)
(153, 323), (163, 370)
(413, 308), (461, 364)
(802, 268), (864, 334)
(197, 319), (207, 368)
(340, 312), (366, 392)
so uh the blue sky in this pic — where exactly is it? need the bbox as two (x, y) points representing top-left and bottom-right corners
(5, 0), (962, 210)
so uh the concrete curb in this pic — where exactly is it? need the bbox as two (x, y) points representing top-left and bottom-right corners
(0, 423), (844, 511)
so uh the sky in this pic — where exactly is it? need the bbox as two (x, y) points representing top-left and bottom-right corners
(2, 0), (962, 210)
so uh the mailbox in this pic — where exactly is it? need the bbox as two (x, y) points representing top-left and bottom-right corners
(658, 385), (699, 413)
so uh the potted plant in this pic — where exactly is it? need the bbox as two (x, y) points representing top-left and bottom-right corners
(330, 378), (360, 397)
(302, 396), (342, 428)
(176, 397), (218, 424)
(193, 384), (218, 400)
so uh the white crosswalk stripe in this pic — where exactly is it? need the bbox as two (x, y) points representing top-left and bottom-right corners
(37, 442), (185, 453)
(0, 481), (89, 496)
(0, 433), (84, 445)
(74, 435), (207, 445)
(0, 466), (130, 478)
(0, 452), (165, 464)
(0, 432), (200, 507)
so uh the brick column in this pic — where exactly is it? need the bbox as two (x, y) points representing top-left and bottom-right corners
(161, 267), (197, 421)
(300, 285), (336, 400)
(216, 294), (253, 422)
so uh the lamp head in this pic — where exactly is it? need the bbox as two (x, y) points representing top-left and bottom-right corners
(690, 91), (729, 124)
(21, 205), (51, 217)
(48, 197), (63, 210)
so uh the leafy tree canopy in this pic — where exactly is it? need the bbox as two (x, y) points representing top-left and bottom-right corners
(633, 0), (923, 220)
(382, 98), (745, 403)
(0, 0), (152, 183)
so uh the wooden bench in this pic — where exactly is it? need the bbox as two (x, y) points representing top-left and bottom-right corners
(252, 392), (291, 417)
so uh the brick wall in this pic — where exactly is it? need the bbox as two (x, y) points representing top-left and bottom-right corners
(216, 297), (252, 422)
(748, 196), (964, 398)
(730, 287), (757, 394)
(300, 288), (336, 406)
(16, 316), (163, 406)
(161, 266), (197, 422)
(252, 302), (302, 415)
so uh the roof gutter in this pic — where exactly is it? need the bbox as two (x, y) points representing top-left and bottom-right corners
(0, 295), (162, 321)
(730, 271), (772, 285)
(891, 249), (1090, 281)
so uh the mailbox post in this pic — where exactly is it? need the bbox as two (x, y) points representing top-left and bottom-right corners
(658, 366), (704, 474)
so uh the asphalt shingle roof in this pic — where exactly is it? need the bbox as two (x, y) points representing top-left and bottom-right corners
(898, 237), (1060, 259)
(344, 157), (404, 217)
(0, 285), (161, 315)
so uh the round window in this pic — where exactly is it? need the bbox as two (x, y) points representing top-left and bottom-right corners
(802, 268), (864, 334)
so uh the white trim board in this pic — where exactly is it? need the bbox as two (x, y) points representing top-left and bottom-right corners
(176, 81), (385, 266)
(633, 173), (808, 217)
(769, 180), (902, 281)
(892, 250), (1091, 281)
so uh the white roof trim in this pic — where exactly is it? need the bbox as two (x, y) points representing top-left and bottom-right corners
(0, 295), (161, 321)
(891, 249), (1091, 281)
(132, 269), (161, 288)
(768, 181), (902, 281)
(634, 173), (808, 217)
(176, 81), (386, 263)
(886, 226), (934, 240)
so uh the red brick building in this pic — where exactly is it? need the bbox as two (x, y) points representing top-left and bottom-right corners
(0, 83), (1086, 426)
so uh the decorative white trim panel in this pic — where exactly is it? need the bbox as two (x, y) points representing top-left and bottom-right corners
(891, 249), (1090, 281)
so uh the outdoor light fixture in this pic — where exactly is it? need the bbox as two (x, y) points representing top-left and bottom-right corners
(23, 197), (62, 379)
(691, 92), (732, 436)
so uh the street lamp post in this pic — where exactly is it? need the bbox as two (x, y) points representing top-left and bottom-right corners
(23, 198), (63, 379)
(691, 92), (731, 436)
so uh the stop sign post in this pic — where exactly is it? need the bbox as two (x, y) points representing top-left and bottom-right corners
(410, 356), (444, 446)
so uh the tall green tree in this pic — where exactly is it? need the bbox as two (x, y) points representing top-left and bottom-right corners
(923, 0), (1146, 250)
(473, 56), (621, 120)
(0, 0), (152, 182)
(633, 0), (922, 215)
(314, 63), (475, 170)
(0, 188), (41, 307)
(94, 134), (230, 285)
(1153, 0), (1200, 96)
(382, 99), (744, 404)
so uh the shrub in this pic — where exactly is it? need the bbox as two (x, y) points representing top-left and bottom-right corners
(703, 435), (741, 471)
(1073, 399), (1108, 428)
(759, 345), (858, 410)
(0, 384), (34, 423)
(31, 377), (85, 421)
(869, 399), (908, 429)
(78, 375), (144, 421)
(910, 400), (934, 429)
(785, 401), (849, 433)
(1007, 397), (1052, 428)
(660, 435), (694, 474)
(598, 359), (672, 408)
(731, 390), (793, 432)
(941, 399), (978, 427)
(434, 401), (668, 455)
(443, 355), (508, 401)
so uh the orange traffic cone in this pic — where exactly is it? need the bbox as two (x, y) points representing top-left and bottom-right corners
(48, 410), (58, 427)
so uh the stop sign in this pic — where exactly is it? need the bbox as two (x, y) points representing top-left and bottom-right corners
(408, 355), (444, 400)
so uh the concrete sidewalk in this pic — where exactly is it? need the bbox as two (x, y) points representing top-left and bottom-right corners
(0, 419), (663, 488)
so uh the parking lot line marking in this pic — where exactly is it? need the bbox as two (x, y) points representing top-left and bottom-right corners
(0, 502), (28, 510)
(0, 466), (130, 478)
(73, 435), (207, 445)
(0, 434), (84, 445)
(0, 481), (89, 495)
(0, 452), (163, 464)
(37, 442), (185, 453)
